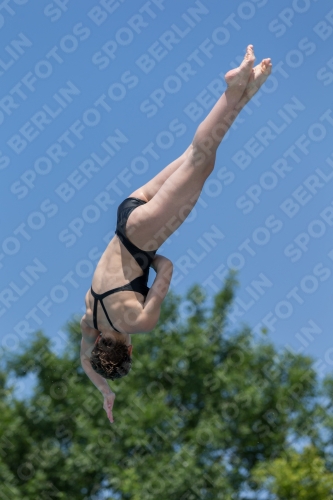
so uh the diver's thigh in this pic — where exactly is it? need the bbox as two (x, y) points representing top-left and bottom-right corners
(126, 156), (214, 250)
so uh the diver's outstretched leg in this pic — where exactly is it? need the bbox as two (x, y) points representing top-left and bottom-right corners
(130, 45), (258, 203)
(127, 46), (272, 251)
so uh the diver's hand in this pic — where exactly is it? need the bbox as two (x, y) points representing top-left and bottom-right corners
(103, 392), (116, 424)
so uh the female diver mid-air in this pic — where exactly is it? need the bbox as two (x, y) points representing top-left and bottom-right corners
(80, 45), (272, 423)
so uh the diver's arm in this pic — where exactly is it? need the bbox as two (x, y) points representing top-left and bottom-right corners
(80, 332), (116, 423)
(80, 335), (113, 397)
(140, 255), (173, 331)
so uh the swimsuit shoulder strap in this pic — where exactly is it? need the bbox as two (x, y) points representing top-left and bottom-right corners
(90, 273), (150, 334)
(91, 287), (99, 330)
(90, 286), (122, 333)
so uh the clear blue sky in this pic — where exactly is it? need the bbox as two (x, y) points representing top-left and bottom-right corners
(2, 0), (333, 381)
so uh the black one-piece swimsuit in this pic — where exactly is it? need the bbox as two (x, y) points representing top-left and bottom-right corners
(91, 197), (157, 333)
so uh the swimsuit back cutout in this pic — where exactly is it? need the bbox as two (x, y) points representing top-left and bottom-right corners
(91, 197), (157, 333)
(91, 276), (149, 333)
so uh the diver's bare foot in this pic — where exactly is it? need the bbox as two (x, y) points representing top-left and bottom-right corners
(243, 58), (272, 100)
(225, 45), (256, 89)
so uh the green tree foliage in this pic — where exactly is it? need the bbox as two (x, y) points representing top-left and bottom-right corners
(1, 279), (333, 499)
(253, 446), (333, 499)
